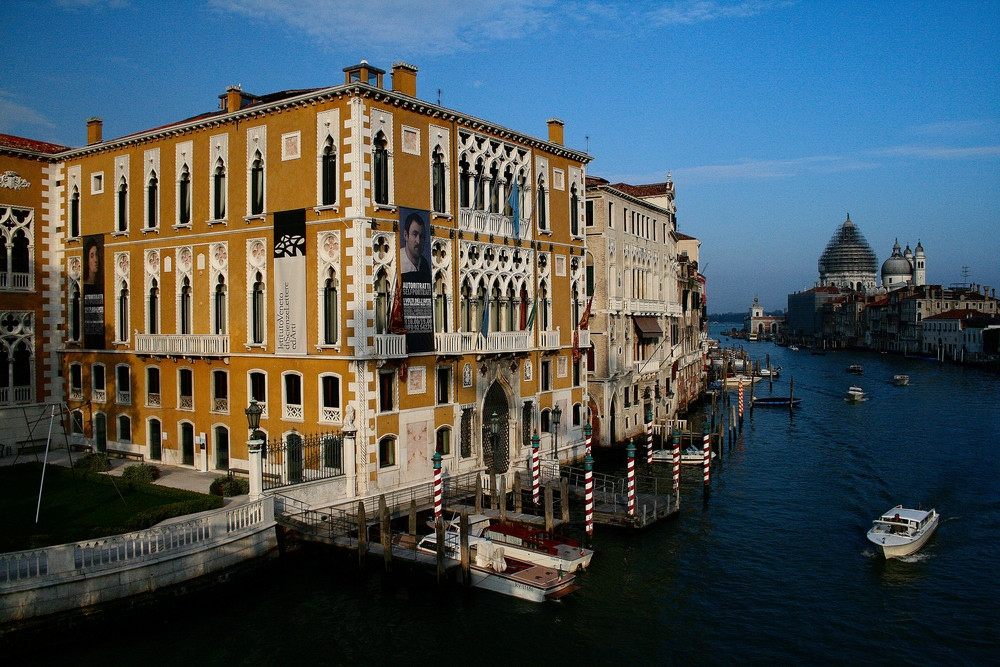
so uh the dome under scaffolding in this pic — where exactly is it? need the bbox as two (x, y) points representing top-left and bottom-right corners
(817, 214), (878, 292)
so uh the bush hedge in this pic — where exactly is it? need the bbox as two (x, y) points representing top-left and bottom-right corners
(210, 475), (249, 497)
(74, 452), (111, 472)
(121, 463), (161, 484)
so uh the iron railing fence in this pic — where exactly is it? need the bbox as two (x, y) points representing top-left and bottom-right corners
(261, 430), (344, 490)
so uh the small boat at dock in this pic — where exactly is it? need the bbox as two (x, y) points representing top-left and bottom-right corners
(650, 446), (717, 465)
(758, 366), (781, 379)
(751, 396), (802, 408)
(845, 386), (868, 402)
(416, 527), (579, 602)
(892, 374), (909, 386)
(866, 505), (939, 558)
(467, 515), (593, 572)
(847, 364), (864, 374)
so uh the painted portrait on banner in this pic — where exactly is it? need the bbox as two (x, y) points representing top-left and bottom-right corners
(398, 207), (434, 353)
(82, 234), (105, 349)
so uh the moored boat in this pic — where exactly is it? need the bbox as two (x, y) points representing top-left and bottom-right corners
(758, 365), (781, 379)
(847, 364), (864, 374)
(751, 396), (802, 407)
(649, 445), (717, 465)
(460, 514), (593, 572)
(892, 374), (909, 386)
(845, 386), (867, 402)
(866, 505), (939, 558)
(416, 528), (579, 602)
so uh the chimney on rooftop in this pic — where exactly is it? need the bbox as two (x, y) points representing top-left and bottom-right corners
(226, 85), (242, 113)
(391, 62), (418, 97)
(547, 118), (564, 145)
(86, 117), (103, 145)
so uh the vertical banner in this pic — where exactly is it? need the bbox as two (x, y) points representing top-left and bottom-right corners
(398, 207), (434, 353)
(273, 208), (307, 355)
(82, 234), (105, 349)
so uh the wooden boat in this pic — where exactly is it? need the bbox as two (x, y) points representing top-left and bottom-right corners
(758, 365), (781, 379)
(892, 374), (909, 386)
(717, 374), (761, 389)
(416, 528), (579, 602)
(845, 386), (868, 402)
(847, 364), (864, 374)
(461, 515), (593, 572)
(650, 446), (716, 465)
(866, 505), (939, 558)
(751, 396), (802, 407)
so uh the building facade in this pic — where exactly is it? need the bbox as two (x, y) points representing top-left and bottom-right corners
(583, 176), (705, 446)
(0, 134), (68, 449)
(55, 61), (591, 500)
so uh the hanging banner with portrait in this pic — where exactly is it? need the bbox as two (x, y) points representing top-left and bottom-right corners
(82, 234), (105, 349)
(273, 208), (307, 355)
(398, 207), (434, 353)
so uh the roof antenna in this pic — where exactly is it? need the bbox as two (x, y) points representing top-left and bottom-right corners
(437, 89), (441, 106)
(586, 135), (589, 153)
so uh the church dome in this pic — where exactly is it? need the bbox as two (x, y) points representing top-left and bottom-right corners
(881, 239), (912, 279)
(818, 214), (878, 281)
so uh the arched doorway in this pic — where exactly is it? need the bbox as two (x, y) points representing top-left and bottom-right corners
(609, 396), (617, 446)
(94, 413), (107, 453)
(149, 419), (162, 461)
(215, 425), (229, 471)
(481, 381), (510, 474)
(181, 423), (195, 466)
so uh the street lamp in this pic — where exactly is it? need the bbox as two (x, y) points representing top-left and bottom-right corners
(245, 398), (263, 435)
(551, 404), (562, 460)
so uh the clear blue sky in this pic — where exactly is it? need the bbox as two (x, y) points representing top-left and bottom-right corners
(4, 0), (997, 312)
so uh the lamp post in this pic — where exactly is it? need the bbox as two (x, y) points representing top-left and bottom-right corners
(245, 399), (264, 499)
(550, 403), (562, 460)
(487, 411), (502, 507)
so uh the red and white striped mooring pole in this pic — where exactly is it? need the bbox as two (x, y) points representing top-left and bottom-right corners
(584, 453), (594, 535)
(672, 428), (681, 499)
(433, 451), (443, 518)
(627, 438), (637, 516)
(702, 424), (711, 500)
(531, 431), (541, 505)
(645, 408), (653, 465)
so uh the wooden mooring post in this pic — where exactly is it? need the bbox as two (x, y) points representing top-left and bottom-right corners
(474, 475), (483, 514)
(561, 477), (571, 523)
(409, 500), (417, 543)
(789, 376), (795, 417)
(544, 486), (554, 532)
(513, 472), (523, 514)
(435, 516), (445, 583)
(357, 500), (367, 568)
(459, 512), (471, 586)
(379, 495), (392, 572)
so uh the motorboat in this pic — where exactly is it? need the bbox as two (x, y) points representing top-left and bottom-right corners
(866, 505), (939, 558)
(650, 446), (716, 465)
(892, 374), (910, 386)
(416, 527), (578, 602)
(758, 366), (781, 379)
(751, 396), (802, 408)
(845, 386), (868, 402)
(718, 374), (762, 389)
(471, 516), (594, 572)
(788, 345), (800, 351)
(847, 364), (864, 374)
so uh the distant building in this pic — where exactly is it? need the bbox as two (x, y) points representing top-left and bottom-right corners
(818, 214), (878, 292)
(881, 239), (926, 290)
(743, 297), (784, 338)
(922, 309), (1000, 361)
(786, 286), (843, 338)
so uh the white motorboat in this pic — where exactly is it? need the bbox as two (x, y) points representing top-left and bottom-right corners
(866, 505), (939, 558)
(416, 525), (579, 602)
(650, 445), (716, 465)
(758, 366), (781, 379)
(845, 386), (868, 402)
(470, 515), (594, 572)
(892, 374), (910, 386)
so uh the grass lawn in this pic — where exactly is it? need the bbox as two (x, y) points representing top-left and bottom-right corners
(0, 463), (221, 552)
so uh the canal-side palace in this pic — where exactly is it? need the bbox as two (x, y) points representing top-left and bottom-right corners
(0, 61), (708, 500)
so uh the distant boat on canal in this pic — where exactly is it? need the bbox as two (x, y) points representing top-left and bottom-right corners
(751, 396), (802, 408)
(847, 364), (864, 374)
(845, 386), (868, 402)
(892, 374), (910, 386)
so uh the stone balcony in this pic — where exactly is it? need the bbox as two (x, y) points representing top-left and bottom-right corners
(135, 334), (230, 356)
(459, 208), (531, 242)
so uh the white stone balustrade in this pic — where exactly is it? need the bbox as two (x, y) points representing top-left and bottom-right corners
(134, 334), (230, 356)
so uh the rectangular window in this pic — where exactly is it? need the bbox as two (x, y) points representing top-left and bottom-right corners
(250, 372), (266, 403)
(436, 428), (451, 455)
(436, 366), (450, 405)
(585, 200), (594, 227)
(379, 371), (395, 412)
(116, 365), (131, 405)
(461, 407), (473, 458)
(146, 367), (160, 406)
(608, 202), (614, 229)
(541, 360), (551, 392)
(179, 368), (193, 410)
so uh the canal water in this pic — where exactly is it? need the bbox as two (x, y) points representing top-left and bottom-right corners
(8, 324), (1000, 664)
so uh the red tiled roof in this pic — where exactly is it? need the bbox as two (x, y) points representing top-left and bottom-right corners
(675, 232), (697, 241)
(610, 182), (671, 198)
(0, 133), (68, 154)
(924, 308), (983, 320)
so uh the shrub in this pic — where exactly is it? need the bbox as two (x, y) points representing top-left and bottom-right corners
(210, 475), (250, 497)
(117, 496), (224, 532)
(121, 463), (161, 484)
(74, 452), (111, 472)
